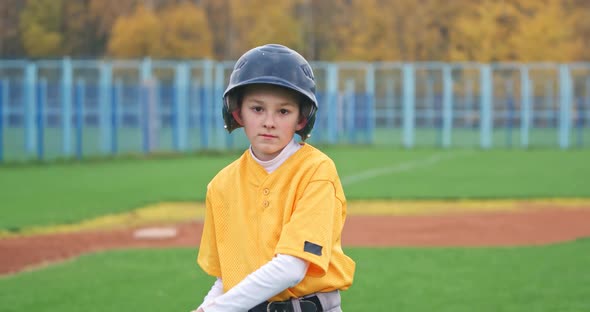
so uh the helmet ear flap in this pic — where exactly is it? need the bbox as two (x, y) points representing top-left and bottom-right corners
(296, 101), (317, 141)
(222, 93), (242, 132)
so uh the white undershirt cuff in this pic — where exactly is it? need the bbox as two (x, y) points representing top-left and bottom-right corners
(200, 254), (308, 312)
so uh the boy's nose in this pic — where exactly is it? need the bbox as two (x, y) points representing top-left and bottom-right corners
(263, 113), (276, 128)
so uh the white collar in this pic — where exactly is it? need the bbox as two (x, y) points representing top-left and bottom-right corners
(249, 138), (302, 173)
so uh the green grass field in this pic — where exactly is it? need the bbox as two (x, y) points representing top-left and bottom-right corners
(1, 147), (589, 229)
(1, 240), (589, 312)
(1, 147), (590, 311)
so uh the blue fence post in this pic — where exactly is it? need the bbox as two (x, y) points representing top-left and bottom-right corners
(111, 78), (122, 155)
(520, 66), (531, 148)
(213, 63), (227, 149)
(442, 65), (453, 148)
(464, 78), (474, 129)
(25, 62), (37, 157)
(576, 96), (584, 147)
(36, 78), (46, 161)
(155, 76), (162, 149)
(62, 57), (73, 157)
(345, 79), (355, 143)
(505, 80), (514, 148)
(174, 62), (189, 151)
(530, 82), (535, 140)
(141, 83), (148, 154)
(0, 79), (5, 162)
(201, 60), (214, 150)
(544, 79), (556, 127)
(559, 64), (572, 149)
(99, 61), (112, 155)
(385, 78), (396, 128)
(326, 64), (339, 144)
(75, 78), (85, 160)
(582, 77), (590, 147)
(193, 80), (205, 149)
(402, 64), (415, 148)
(365, 63), (375, 144)
(425, 75), (435, 129)
(479, 64), (492, 149)
(140, 57), (153, 154)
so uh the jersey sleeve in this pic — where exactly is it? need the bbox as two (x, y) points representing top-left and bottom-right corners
(274, 162), (343, 277)
(197, 183), (222, 277)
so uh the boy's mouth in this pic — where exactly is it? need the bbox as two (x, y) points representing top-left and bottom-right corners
(260, 134), (278, 139)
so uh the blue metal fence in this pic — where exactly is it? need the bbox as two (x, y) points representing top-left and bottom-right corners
(0, 58), (589, 162)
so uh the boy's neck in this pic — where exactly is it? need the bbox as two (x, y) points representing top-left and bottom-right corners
(249, 139), (302, 174)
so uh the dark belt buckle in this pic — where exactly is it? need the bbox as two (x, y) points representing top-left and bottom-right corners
(300, 299), (318, 312)
(265, 298), (318, 312)
(266, 301), (291, 312)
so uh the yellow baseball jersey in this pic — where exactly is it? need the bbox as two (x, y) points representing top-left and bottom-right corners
(197, 143), (355, 301)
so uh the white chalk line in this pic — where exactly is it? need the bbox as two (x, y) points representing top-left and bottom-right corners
(341, 151), (472, 186)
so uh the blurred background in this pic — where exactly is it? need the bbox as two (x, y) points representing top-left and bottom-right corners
(1, 0), (590, 163)
(1, 0), (590, 62)
(2, 2), (590, 312)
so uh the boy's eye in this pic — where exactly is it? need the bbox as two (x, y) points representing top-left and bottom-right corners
(252, 106), (263, 112)
(279, 109), (290, 115)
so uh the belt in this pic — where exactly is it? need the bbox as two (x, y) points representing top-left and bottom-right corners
(248, 295), (323, 312)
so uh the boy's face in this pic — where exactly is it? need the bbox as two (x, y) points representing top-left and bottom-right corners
(232, 84), (307, 161)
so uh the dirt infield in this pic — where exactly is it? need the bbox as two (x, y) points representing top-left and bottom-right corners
(2, 206), (590, 277)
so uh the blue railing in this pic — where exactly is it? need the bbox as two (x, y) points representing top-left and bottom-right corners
(0, 59), (589, 162)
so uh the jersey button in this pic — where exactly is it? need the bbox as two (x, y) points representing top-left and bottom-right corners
(263, 188), (270, 195)
(262, 200), (269, 208)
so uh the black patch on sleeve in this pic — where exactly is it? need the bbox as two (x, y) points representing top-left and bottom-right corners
(304, 241), (323, 256)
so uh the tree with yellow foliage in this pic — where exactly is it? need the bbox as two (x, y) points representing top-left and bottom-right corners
(450, 0), (577, 62)
(325, 0), (466, 61)
(0, 0), (26, 57)
(227, 0), (303, 59)
(89, 0), (138, 55)
(9, 0), (590, 61)
(199, 0), (233, 59)
(564, 0), (590, 61)
(512, 0), (577, 62)
(336, 0), (398, 61)
(108, 5), (162, 58)
(19, 0), (64, 58)
(450, 0), (523, 62)
(158, 2), (214, 59)
(107, 3), (213, 59)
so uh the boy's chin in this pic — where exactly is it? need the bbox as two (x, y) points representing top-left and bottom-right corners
(252, 145), (284, 157)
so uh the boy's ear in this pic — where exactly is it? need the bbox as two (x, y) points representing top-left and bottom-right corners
(295, 117), (307, 131)
(231, 110), (244, 126)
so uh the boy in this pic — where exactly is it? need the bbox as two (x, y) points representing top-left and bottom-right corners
(193, 44), (355, 312)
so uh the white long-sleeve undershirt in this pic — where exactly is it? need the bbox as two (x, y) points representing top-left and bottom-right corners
(198, 254), (308, 312)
